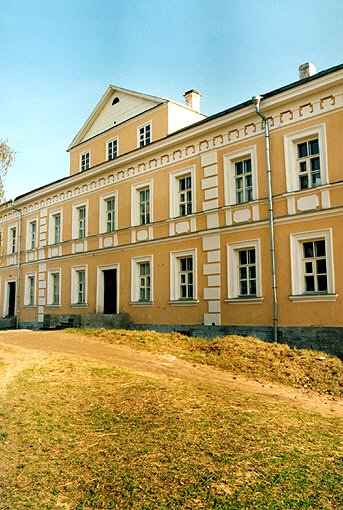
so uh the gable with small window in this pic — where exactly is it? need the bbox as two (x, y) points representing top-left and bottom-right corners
(284, 124), (328, 192)
(224, 146), (258, 206)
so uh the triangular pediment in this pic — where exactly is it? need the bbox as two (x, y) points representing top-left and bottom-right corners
(68, 85), (166, 150)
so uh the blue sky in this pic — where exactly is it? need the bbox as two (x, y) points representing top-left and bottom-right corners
(1, 0), (342, 199)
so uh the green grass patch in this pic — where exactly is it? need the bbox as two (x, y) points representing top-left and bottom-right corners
(75, 329), (343, 398)
(0, 352), (342, 509)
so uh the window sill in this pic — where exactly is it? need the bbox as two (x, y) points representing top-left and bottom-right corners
(70, 303), (88, 308)
(289, 293), (338, 303)
(225, 297), (264, 305)
(130, 301), (154, 307)
(46, 304), (62, 309)
(23, 304), (37, 308)
(168, 299), (199, 306)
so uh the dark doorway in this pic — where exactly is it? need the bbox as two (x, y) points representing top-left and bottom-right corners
(7, 281), (16, 316)
(103, 269), (117, 314)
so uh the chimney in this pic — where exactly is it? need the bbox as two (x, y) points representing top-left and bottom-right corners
(299, 62), (317, 80)
(184, 89), (201, 113)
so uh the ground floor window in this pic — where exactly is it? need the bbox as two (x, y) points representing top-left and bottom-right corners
(131, 256), (153, 303)
(170, 249), (197, 303)
(71, 266), (87, 306)
(227, 239), (262, 302)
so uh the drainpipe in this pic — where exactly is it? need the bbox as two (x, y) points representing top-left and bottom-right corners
(252, 96), (278, 343)
(9, 201), (22, 329)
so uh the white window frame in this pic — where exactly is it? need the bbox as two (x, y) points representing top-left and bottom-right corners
(169, 166), (196, 218)
(48, 209), (63, 245)
(26, 217), (38, 251)
(226, 239), (263, 304)
(131, 255), (153, 304)
(289, 229), (336, 302)
(99, 191), (118, 234)
(131, 179), (153, 226)
(224, 146), (258, 206)
(24, 272), (36, 306)
(170, 249), (198, 303)
(47, 269), (61, 306)
(72, 201), (88, 240)
(137, 122), (152, 148)
(107, 137), (119, 160)
(71, 265), (88, 306)
(7, 224), (18, 255)
(80, 151), (91, 172)
(284, 124), (328, 192)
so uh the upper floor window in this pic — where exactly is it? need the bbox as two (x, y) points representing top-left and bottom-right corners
(27, 220), (37, 250)
(53, 213), (61, 244)
(297, 139), (320, 189)
(138, 123), (151, 147)
(284, 124), (328, 192)
(72, 202), (88, 240)
(80, 151), (90, 172)
(107, 138), (118, 160)
(224, 146), (258, 206)
(289, 229), (336, 302)
(131, 180), (152, 227)
(138, 187), (150, 225)
(9, 226), (17, 254)
(99, 192), (118, 234)
(169, 167), (196, 219)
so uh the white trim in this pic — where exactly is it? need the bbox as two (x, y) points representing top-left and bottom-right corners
(131, 179), (153, 226)
(71, 265), (88, 306)
(284, 123), (328, 192)
(289, 228), (335, 296)
(169, 166), (196, 218)
(47, 268), (61, 306)
(223, 145), (258, 206)
(170, 248), (197, 302)
(227, 239), (262, 299)
(96, 263), (119, 313)
(99, 191), (118, 234)
(131, 255), (153, 303)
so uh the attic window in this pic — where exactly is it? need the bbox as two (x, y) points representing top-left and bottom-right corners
(112, 97), (120, 106)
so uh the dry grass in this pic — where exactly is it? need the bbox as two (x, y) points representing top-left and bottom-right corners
(76, 329), (343, 398)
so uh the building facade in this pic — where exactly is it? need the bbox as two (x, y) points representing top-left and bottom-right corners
(1, 64), (343, 356)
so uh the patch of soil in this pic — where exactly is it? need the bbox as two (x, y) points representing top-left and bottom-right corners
(0, 330), (342, 417)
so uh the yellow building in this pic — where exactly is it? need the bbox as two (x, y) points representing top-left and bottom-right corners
(1, 62), (342, 356)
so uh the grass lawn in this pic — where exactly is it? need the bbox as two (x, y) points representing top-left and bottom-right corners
(0, 331), (342, 509)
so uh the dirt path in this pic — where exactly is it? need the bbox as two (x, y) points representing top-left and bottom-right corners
(0, 330), (342, 417)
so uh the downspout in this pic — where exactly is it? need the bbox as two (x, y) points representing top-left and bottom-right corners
(252, 96), (278, 343)
(9, 201), (22, 329)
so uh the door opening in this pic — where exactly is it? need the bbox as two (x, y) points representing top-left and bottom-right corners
(103, 269), (117, 314)
(7, 281), (16, 317)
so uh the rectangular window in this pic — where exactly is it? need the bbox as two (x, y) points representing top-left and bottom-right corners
(77, 206), (86, 239)
(238, 249), (256, 296)
(139, 187), (150, 225)
(52, 272), (60, 305)
(105, 198), (116, 233)
(53, 213), (61, 244)
(302, 239), (327, 293)
(9, 227), (16, 254)
(179, 256), (194, 299)
(235, 159), (253, 204)
(24, 274), (36, 306)
(107, 139), (118, 160)
(29, 221), (37, 250)
(297, 138), (321, 189)
(224, 147), (258, 206)
(289, 229), (336, 302)
(138, 123), (151, 147)
(75, 269), (86, 304)
(80, 152), (90, 172)
(227, 240), (262, 302)
(284, 125), (327, 192)
(178, 175), (192, 216)
(138, 262), (151, 301)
